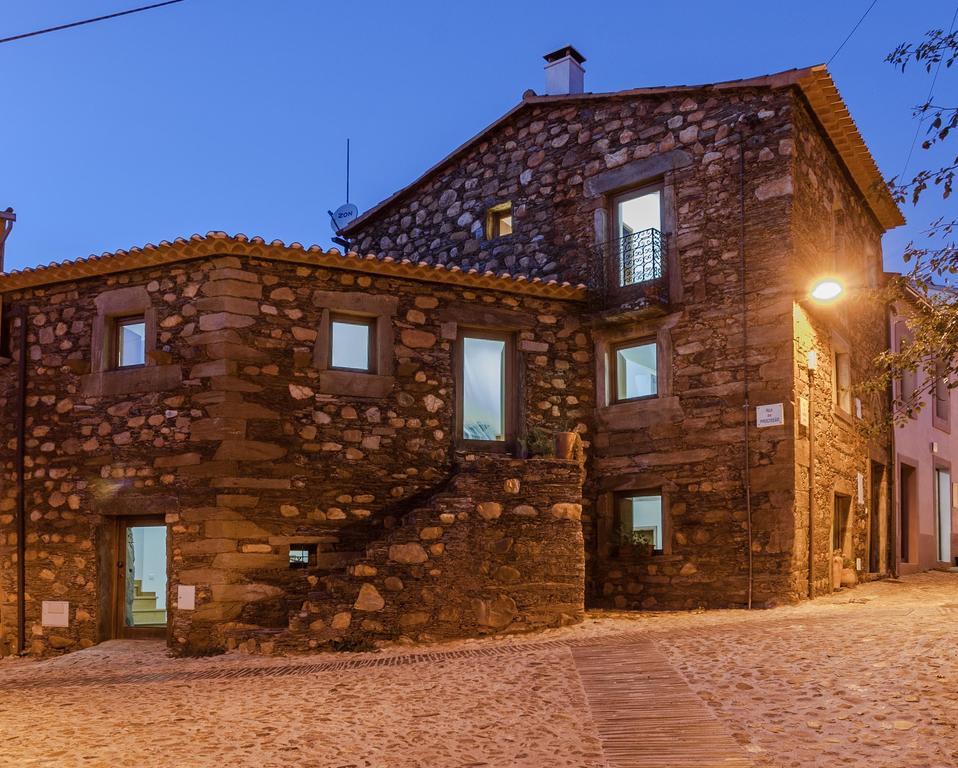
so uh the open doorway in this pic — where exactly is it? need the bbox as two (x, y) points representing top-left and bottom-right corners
(869, 462), (885, 573)
(115, 517), (168, 639)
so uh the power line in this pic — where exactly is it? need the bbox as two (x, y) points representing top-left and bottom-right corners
(827, 0), (880, 65)
(899, 5), (958, 183)
(0, 0), (186, 46)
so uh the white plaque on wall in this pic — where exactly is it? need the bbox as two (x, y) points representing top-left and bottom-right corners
(41, 601), (70, 628)
(177, 585), (196, 611)
(756, 403), (785, 428)
(855, 398), (863, 419)
(857, 472), (865, 504)
(799, 397), (809, 428)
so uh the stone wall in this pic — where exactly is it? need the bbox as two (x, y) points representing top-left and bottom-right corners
(789, 97), (892, 596)
(0, 245), (591, 656)
(211, 454), (585, 655)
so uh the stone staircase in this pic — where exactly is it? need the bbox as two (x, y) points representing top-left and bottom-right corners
(219, 454), (587, 655)
(132, 579), (166, 625)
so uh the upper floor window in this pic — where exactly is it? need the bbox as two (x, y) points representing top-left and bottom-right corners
(611, 339), (657, 402)
(329, 315), (374, 372)
(613, 185), (662, 286)
(486, 202), (513, 239)
(113, 316), (146, 369)
(934, 361), (950, 424)
(457, 331), (513, 448)
(616, 492), (665, 554)
(834, 349), (852, 414)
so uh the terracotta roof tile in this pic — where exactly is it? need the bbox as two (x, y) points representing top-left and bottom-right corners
(0, 232), (586, 300)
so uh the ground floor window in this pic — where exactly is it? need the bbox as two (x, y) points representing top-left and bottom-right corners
(616, 492), (664, 554)
(330, 315), (375, 372)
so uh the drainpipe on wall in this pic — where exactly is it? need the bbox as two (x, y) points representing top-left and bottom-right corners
(738, 114), (757, 610)
(807, 358), (817, 599)
(11, 306), (27, 653)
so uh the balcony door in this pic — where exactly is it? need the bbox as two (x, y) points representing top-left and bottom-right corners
(613, 185), (662, 286)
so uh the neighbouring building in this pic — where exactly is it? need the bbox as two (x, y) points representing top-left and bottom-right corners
(0, 49), (905, 657)
(889, 287), (958, 573)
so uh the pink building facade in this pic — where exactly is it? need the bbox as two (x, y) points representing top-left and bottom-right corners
(890, 299), (958, 574)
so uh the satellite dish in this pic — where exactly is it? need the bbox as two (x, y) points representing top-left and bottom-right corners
(330, 203), (359, 233)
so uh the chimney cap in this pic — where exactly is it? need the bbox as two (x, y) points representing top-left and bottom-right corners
(543, 45), (586, 65)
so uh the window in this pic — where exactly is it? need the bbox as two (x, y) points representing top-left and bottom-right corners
(458, 332), (512, 446)
(329, 315), (374, 372)
(486, 202), (513, 239)
(113, 316), (146, 369)
(613, 185), (662, 286)
(834, 351), (852, 414)
(833, 494), (852, 556)
(897, 326), (917, 407)
(611, 340), (657, 402)
(616, 493), (665, 553)
(934, 362), (950, 423)
(289, 543), (318, 569)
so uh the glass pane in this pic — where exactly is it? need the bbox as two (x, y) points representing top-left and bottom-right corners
(616, 342), (657, 400)
(616, 190), (661, 284)
(497, 213), (513, 236)
(937, 470), (951, 563)
(618, 495), (663, 550)
(118, 321), (146, 367)
(331, 320), (371, 370)
(617, 191), (660, 237)
(125, 525), (167, 627)
(462, 336), (506, 441)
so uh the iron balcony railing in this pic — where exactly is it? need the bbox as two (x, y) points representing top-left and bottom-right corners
(589, 227), (668, 311)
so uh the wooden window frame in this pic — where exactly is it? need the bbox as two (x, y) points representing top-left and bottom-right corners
(485, 202), (514, 240)
(110, 315), (147, 371)
(613, 490), (668, 556)
(455, 329), (517, 453)
(610, 337), (658, 404)
(328, 313), (376, 374)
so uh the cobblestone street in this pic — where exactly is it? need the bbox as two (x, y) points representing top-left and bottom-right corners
(0, 572), (955, 768)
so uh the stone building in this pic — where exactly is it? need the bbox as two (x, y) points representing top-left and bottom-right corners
(343, 50), (903, 608)
(0, 238), (589, 656)
(0, 50), (904, 657)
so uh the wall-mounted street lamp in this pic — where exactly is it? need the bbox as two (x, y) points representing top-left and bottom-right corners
(810, 278), (845, 303)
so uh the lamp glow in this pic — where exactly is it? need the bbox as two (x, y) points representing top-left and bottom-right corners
(810, 279), (844, 302)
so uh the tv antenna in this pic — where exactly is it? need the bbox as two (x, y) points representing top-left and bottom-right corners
(329, 138), (358, 250)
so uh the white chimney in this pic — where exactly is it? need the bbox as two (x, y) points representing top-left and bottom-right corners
(543, 46), (586, 96)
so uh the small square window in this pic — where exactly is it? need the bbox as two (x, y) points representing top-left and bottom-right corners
(616, 493), (664, 553)
(289, 543), (318, 569)
(612, 340), (657, 402)
(330, 316), (374, 372)
(486, 203), (513, 239)
(113, 316), (146, 369)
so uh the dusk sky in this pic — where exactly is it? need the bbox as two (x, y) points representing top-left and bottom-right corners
(1, 0), (955, 275)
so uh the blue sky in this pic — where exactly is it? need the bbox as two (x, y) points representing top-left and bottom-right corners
(1, 0), (954, 274)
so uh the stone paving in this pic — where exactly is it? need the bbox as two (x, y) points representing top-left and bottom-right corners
(0, 572), (955, 767)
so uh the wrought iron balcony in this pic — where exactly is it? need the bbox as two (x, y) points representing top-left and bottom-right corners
(589, 227), (669, 313)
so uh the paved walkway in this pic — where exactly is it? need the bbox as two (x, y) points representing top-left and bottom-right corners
(0, 572), (955, 767)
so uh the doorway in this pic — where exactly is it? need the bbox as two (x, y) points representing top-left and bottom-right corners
(869, 462), (885, 573)
(899, 463), (917, 564)
(114, 517), (169, 639)
(935, 468), (952, 564)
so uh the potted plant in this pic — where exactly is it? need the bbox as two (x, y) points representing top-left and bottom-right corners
(554, 422), (578, 460)
(524, 426), (555, 458)
(617, 529), (655, 558)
